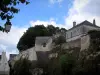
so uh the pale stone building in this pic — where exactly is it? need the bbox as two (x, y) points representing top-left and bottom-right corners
(35, 37), (53, 64)
(35, 37), (53, 52)
(9, 36), (53, 66)
(0, 52), (10, 75)
(66, 19), (100, 49)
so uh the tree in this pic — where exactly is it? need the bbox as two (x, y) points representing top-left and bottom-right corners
(17, 25), (50, 51)
(0, 0), (29, 32)
(17, 25), (67, 51)
(53, 35), (66, 55)
(59, 54), (75, 75)
(12, 58), (33, 75)
(47, 25), (56, 35)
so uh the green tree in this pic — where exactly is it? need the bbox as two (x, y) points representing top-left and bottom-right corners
(59, 54), (75, 75)
(17, 25), (50, 51)
(0, 0), (29, 32)
(47, 25), (56, 35)
(17, 25), (67, 51)
(12, 58), (33, 75)
(53, 35), (66, 55)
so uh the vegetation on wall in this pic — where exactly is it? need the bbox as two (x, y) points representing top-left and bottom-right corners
(10, 58), (33, 75)
(44, 30), (100, 75)
(15, 30), (100, 75)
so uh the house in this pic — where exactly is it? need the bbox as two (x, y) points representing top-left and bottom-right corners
(66, 19), (100, 49)
(0, 52), (10, 75)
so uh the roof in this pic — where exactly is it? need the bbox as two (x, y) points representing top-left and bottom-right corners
(68, 20), (100, 31)
(35, 36), (52, 45)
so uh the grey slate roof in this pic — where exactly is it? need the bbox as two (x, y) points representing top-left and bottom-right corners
(35, 36), (52, 45)
(68, 20), (100, 31)
(78, 20), (93, 26)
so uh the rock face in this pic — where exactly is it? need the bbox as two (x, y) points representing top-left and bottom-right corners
(0, 52), (10, 75)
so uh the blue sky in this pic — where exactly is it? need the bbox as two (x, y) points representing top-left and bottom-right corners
(11, 0), (73, 26)
(0, 0), (100, 59)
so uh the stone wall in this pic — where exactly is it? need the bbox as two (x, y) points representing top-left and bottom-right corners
(66, 26), (83, 41)
(63, 38), (81, 49)
(81, 34), (90, 51)
(35, 38), (52, 51)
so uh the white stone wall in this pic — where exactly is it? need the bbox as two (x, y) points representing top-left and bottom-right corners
(81, 34), (90, 51)
(35, 38), (52, 51)
(0, 52), (9, 75)
(83, 25), (100, 33)
(14, 47), (37, 61)
(66, 26), (83, 42)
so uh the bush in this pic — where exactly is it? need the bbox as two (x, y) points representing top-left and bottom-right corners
(12, 58), (33, 75)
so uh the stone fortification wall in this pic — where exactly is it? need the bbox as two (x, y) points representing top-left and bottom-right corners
(81, 34), (90, 51)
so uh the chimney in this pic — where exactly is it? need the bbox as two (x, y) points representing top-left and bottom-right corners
(73, 21), (76, 27)
(93, 19), (96, 25)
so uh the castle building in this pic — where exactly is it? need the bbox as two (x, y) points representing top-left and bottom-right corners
(66, 19), (100, 49)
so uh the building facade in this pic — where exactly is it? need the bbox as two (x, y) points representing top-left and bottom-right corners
(66, 19), (100, 49)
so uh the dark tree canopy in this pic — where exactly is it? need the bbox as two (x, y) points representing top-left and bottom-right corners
(0, 0), (29, 32)
(17, 25), (67, 51)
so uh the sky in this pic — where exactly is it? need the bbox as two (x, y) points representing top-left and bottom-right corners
(0, 0), (100, 59)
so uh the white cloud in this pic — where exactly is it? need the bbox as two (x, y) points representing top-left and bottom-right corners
(49, 0), (63, 4)
(65, 0), (100, 29)
(30, 18), (67, 28)
(0, 25), (28, 59)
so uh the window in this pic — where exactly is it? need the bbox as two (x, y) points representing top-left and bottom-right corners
(43, 43), (46, 47)
(71, 32), (72, 38)
(5, 63), (7, 65)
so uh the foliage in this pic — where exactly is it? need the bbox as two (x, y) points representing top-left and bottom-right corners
(88, 30), (100, 53)
(52, 35), (66, 56)
(72, 31), (100, 75)
(12, 58), (33, 75)
(0, 0), (29, 32)
(45, 30), (100, 75)
(17, 25), (67, 51)
(59, 54), (75, 75)
(47, 53), (76, 75)
(54, 35), (66, 45)
(47, 58), (62, 75)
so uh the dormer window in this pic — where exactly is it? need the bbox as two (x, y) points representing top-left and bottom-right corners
(43, 43), (46, 47)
